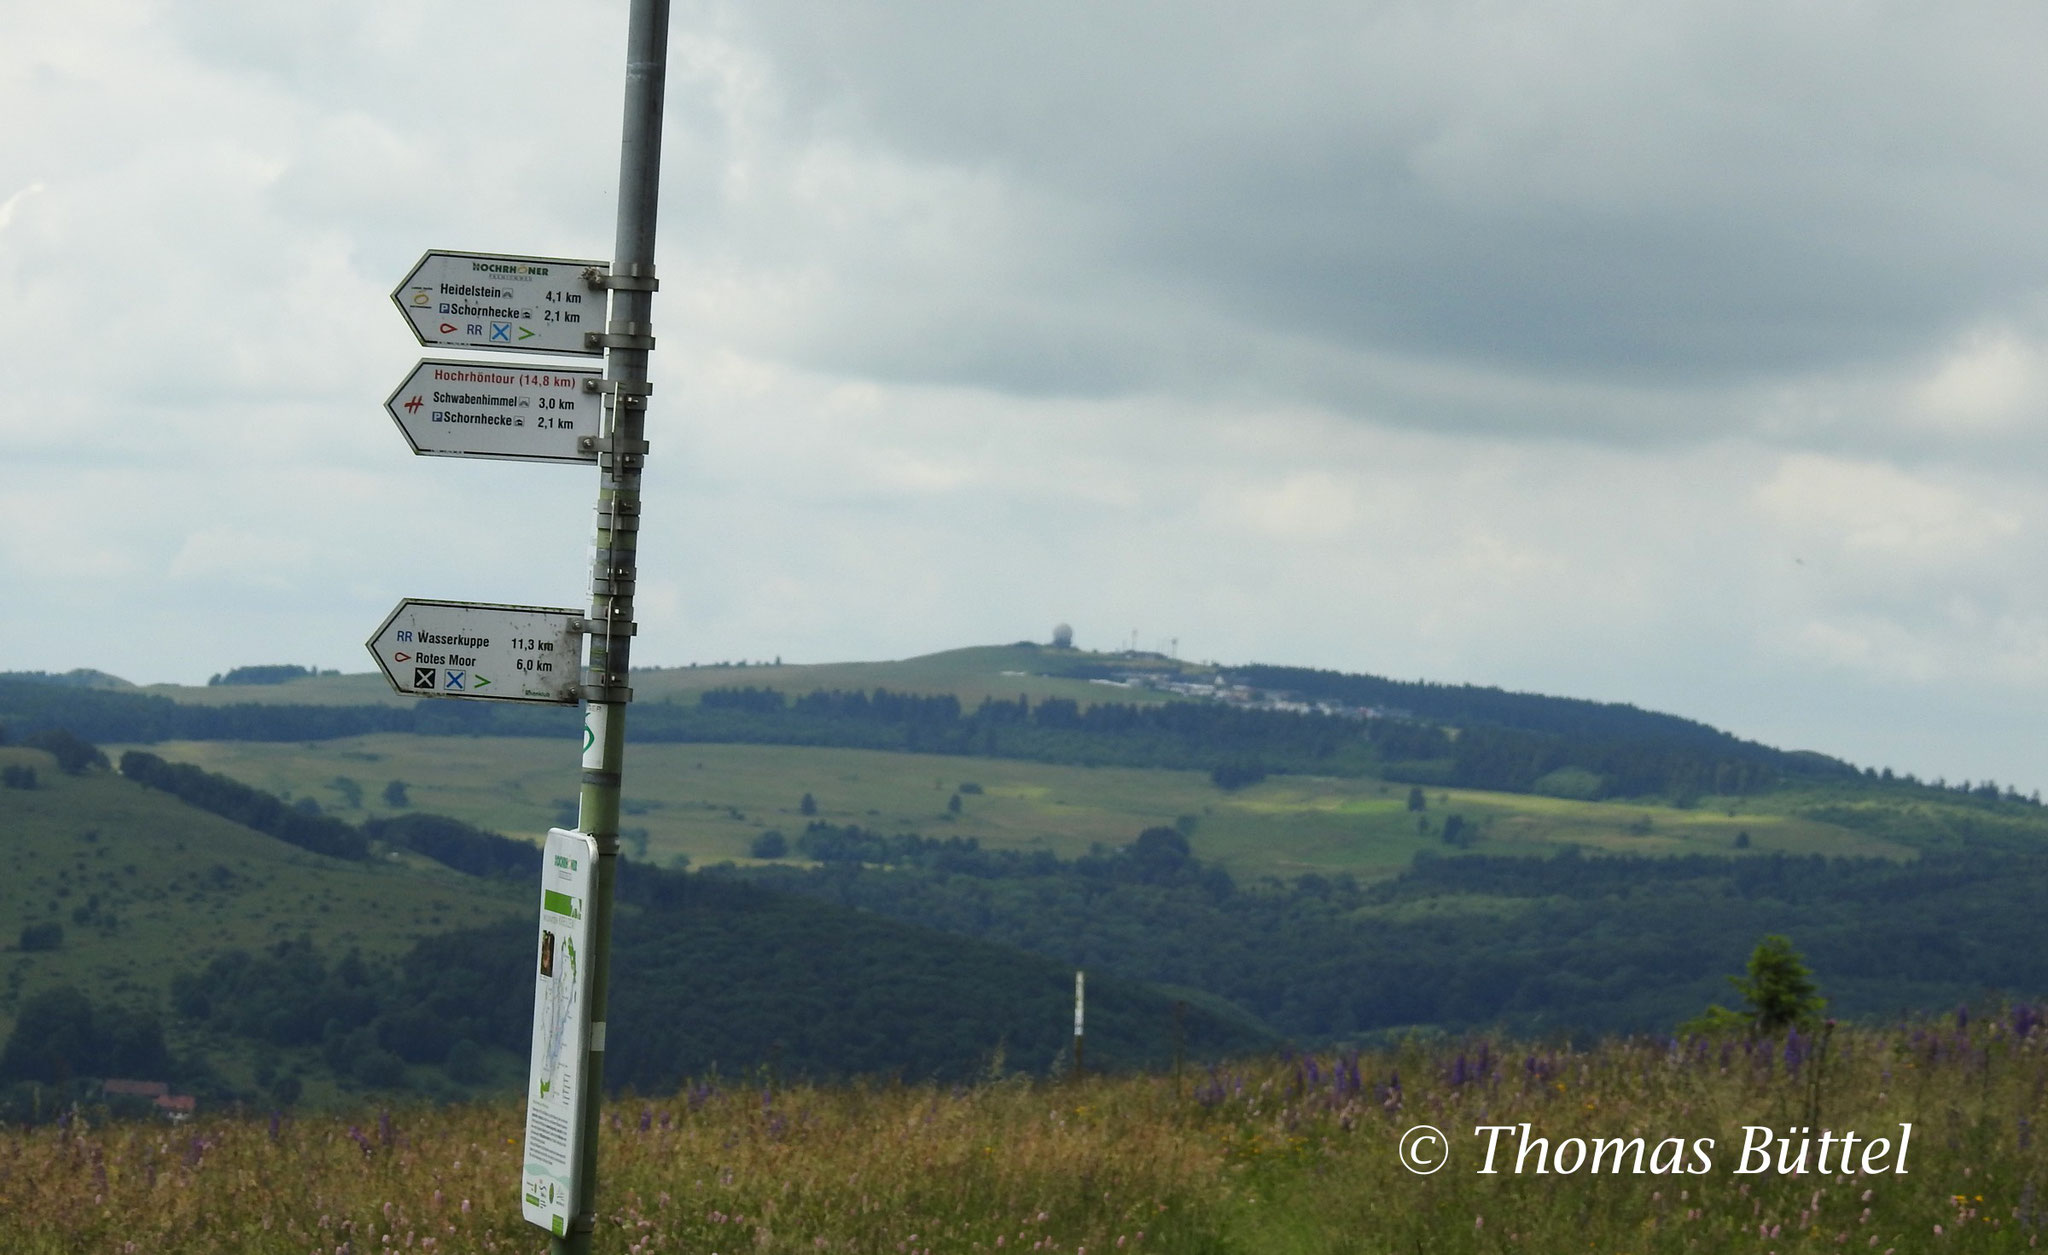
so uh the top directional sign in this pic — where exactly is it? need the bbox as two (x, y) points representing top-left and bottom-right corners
(393, 250), (609, 357)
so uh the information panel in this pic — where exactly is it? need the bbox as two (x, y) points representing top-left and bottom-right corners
(521, 828), (598, 1236)
(365, 599), (582, 704)
(392, 250), (608, 357)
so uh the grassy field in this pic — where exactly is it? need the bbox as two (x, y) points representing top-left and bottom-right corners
(112, 735), (1916, 882)
(0, 746), (524, 1050)
(9, 1015), (2044, 1253)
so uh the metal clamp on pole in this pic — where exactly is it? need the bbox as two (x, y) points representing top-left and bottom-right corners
(570, 617), (637, 637)
(580, 377), (655, 396)
(586, 381), (651, 416)
(593, 261), (659, 292)
(574, 433), (651, 457)
(583, 320), (656, 352)
(596, 500), (642, 537)
(578, 265), (615, 292)
(580, 667), (634, 705)
(589, 564), (636, 597)
(596, 427), (649, 467)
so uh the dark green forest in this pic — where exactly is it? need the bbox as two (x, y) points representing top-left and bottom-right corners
(3, 868), (1272, 1114)
(725, 826), (2048, 1041)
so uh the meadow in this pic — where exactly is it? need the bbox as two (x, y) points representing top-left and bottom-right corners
(10, 1013), (2044, 1253)
(115, 735), (1909, 883)
(0, 745), (523, 1052)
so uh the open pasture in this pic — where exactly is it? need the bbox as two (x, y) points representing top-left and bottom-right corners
(117, 736), (1908, 881)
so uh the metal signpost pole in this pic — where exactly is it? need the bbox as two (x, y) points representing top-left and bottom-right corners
(557, 2), (669, 1252)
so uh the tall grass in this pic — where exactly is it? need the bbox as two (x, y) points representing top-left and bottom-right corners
(10, 1012), (2046, 1252)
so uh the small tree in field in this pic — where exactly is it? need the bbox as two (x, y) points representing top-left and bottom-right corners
(1737, 934), (1826, 1032)
(1684, 934), (1825, 1036)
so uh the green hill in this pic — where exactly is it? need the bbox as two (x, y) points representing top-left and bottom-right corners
(0, 743), (523, 1048)
(0, 744), (1276, 1110)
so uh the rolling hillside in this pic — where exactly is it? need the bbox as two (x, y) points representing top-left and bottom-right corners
(0, 742), (524, 1048)
(119, 734), (1920, 880)
(0, 743), (1275, 1109)
(8, 641), (2048, 1100)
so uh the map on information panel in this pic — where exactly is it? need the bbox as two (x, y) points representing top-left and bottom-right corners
(521, 828), (596, 1236)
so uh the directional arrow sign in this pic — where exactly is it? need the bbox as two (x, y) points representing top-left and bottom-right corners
(367, 599), (583, 705)
(392, 250), (608, 357)
(386, 359), (602, 464)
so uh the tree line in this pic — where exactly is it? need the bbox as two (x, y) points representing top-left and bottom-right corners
(723, 837), (2048, 1043)
(117, 750), (536, 874)
(118, 751), (370, 861)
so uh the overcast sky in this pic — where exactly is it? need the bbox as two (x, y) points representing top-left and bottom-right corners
(6, 1), (2048, 791)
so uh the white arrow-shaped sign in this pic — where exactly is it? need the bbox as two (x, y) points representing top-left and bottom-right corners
(392, 250), (609, 357)
(367, 599), (584, 705)
(385, 359), (602, 464)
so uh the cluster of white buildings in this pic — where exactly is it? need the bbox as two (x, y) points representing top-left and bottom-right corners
(1087, 669), (1401, 722)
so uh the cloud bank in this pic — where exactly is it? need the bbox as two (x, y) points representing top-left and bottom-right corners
(3, 0), (2047, 792)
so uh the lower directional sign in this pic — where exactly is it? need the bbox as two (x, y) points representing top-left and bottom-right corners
(366, 599), (583, 704)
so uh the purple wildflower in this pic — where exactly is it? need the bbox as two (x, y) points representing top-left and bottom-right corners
(1338, 1051), (1362, 1098)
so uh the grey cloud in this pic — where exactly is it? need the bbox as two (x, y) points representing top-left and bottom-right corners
(668, 0), (2048, 419)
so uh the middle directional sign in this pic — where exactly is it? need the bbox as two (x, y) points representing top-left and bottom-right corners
(367, 599), (584, 705)
(392, 250), (609, 357)
(385, 359), (603, 463)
